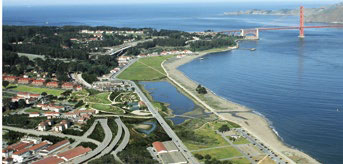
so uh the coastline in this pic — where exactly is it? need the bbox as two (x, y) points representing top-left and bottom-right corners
(161, 44), (320, 164)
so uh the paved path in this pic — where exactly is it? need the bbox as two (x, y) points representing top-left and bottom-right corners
(111, 118), (130, 163)
(72, 73), (92, 88)
(73, 119), (113, 164)
(3, 126), (100, 145)
(94, 118), (123, 159)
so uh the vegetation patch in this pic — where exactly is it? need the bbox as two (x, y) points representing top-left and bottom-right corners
(88, 123), (105, 142)
(8, 84), (64, 96)
(91, 104), (124, 114)
(77, 142), (98, 150)
(86, 92), (112, 104)
(118, 55), (173, 81)
(25, 107), (42, 113)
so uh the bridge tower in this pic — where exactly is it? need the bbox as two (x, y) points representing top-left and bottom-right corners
(299, 6), (305, 38)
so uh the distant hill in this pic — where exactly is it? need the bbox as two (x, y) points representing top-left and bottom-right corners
(224, 2), (343, 23)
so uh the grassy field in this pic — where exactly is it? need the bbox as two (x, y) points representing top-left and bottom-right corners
(232, 137), (250, 145)
(117, 55), (174, 81)
(25, 108), (42, 113)
(86, 92), (111, 104)
(193, 146), (242, 160)
(8, 84), (64, 96)
(91, 104), (124, 114)
(227, 157), (251, 164)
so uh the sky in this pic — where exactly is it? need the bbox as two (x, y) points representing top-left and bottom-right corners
(3, 0), (342, 6)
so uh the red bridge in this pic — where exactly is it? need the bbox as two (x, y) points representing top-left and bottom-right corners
(220, 6), (343, 39)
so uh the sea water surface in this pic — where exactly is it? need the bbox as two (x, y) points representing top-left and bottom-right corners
(3, 3), (343, 163)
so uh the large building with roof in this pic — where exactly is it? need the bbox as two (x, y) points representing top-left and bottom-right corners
(151, 141), (187, 164)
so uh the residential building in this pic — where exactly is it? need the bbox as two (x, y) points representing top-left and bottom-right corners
(38, 122), (48, 131)
(152, 141), (168, 154)
(29, 141), (50, 154)
(32, 156), (64, 164)
(17, 78), (32, 84)
(12, 148), (31, 163)
(46, 82), (59, 88)
(56, 146), (91, 161)
(75, 85), (83, 91)
(43, 112), (60, 118)
(7, 142), (33, 152)
(39, 140), (70, 156)
(29, 112), (40, 118)
(62, 82), (74, 89)
(32, 80), (45, 86)
(3, 76), (18, 82)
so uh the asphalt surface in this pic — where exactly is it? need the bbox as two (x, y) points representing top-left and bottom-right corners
(70, 120), (99, 148)
(94, 118), (123, 159)
(73, 119), (113, 164)
(111, 118), (130, 163)
(3, 125), (101, 145)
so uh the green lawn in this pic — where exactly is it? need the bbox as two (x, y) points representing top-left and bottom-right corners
(25, 108), (42, 113)
(227, 157), (251, 164)
(8, 84), (64, 96)
(193, 146), (242, 160)
(117, 55), (174, 81)
(232, 137), (250, 145)
(86, 92), (112, 104)
(91, 104), (124, 114)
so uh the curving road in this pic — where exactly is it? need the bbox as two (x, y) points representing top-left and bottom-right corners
(111, 118), (130, 163)
(70, 120), (99, 148)
(94, 118), (123, 159)
(73, 119), (113, 164)
(3, 125), (101, 145)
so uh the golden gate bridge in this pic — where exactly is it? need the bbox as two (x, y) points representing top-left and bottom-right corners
(220, 6), (343, 39)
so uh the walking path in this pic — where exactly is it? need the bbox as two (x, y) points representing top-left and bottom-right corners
(73, 119), (113, 164)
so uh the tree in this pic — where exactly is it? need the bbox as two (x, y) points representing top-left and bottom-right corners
(194, 154), (204, 160)
(3, 81), (9, 88)
(196, 84), (207, 94)
(218, 125), (230, 133)
(204, 154), (211, 160)
(41, 92), (47, 96)
(18, 99), (27, 108)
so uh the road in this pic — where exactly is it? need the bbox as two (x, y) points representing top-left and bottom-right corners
(236, 128), (287, 164)
(111, 118), (130, 163)
(73, 119), (113, 164)
(94, 118), (123, 159)
(126, 80), (198, 164)
(70, 120), (99, 148)
(72, 73), (92, 88)
(3, 126), (100, 145)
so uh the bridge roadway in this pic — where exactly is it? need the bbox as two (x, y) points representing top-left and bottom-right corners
(126, 80), (198, 164)
(73, 119), (113, 164)
(221, 25), (343, 33)
(2, 126), (101, 145)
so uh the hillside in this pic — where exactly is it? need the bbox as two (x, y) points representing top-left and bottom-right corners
(224, 2), (343, 23)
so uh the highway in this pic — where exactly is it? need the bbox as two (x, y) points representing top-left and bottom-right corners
(94, 118), (123, 159)
(2, 125), (101, 145)
(73, 119), (113, 164)
(111, 118), (130, 163)
(126, 80), (198, 164)
(70, 120), (99, 148)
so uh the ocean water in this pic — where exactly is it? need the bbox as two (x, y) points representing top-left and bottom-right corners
(3, 3), (343, 163)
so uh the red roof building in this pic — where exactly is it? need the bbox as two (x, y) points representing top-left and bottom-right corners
(29, 141), (50, 153)
(57, 146), (91, 161)
(3, 76), (18, 82)
(62, 82), (74, 89)
(152, 141), (167, 154)
(32, 156), (64, 164)
(32, 79), (45, 86)
(46, 82), (59, 88)
(39, 140), (70, 156)
(18, 78), (33, 84)
(7, 142), (33, 152)
(75, 85), (83, 91)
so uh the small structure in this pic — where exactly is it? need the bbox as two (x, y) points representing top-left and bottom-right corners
(29, 112), (40, 118)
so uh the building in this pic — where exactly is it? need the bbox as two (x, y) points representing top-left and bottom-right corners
(39, 140), (70, 156)
(17, 78), (32, 84)
(62, 82), (74, 89)
(7, 142), (33, 152)
(17, 92), (30, 99)
(32, 156), (64, 164)
(12, 148), (31, 163)
(151, 141), (187, 164)
(49, 105), (65, 112)
(38, 122), (48, 131)
(43, 112), (60, 118)
(32, 80), (45, 86)
(46, 82), (59, 88)
(3, 76), (18, 82)
(11, 96), (22, 102)
(56, 146), (91, 161)
(29, 112), (40, 118)
(75, 85), (83, 91)
(29, 141), (50, 154)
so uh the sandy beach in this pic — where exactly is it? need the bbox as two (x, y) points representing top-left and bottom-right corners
(162, 46), (320, 164)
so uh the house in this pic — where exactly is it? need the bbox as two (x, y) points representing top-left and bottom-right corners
(25, 97), (37, 104)
(62, 82), (74, 89)
(29, 93), (41, 99)
(53, 124), (65, 132)
(11, 96), (22, 102)
(21, 136), (42, 144)
(32, 156), (64, 164)
(37, 104), (49, 110)
(43, 112), (60, 118)
(3, 76), (18, 82)
(17, 78), (32, 84)
(46, 82), (59, 88)
(29, 112), (40, 118)
(7, 142), (33, 152)
(56, 146), (91, 161)
(64, 112), (78, 118)
(12, 148), (31, 163)
(49, 105), (65, 112)
(75, 85), (83, 91)
(60, 120), (71, 129)
(29, 141), (50, 154)
(137, 54), (147, 58)
(32, 80), (45, 86)
(2, 149), (13, 159)
(2, 157), (13, 164)
(38, 122), (48, 131)
(17, 92), (30, 99)
(39, 140), (70, 156)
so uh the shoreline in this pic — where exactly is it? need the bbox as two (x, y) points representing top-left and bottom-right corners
(161, 44), (320, 164)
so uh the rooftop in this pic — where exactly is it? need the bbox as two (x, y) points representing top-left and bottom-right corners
(29, 141), (50, 151)
(44, 140), (69, 152)
(57, 146), (91, 160)
(32, 156), (64, 164)
(152, 141), (167, 153)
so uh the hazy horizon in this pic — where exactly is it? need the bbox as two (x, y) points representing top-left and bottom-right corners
(3, 0), (342, 7)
